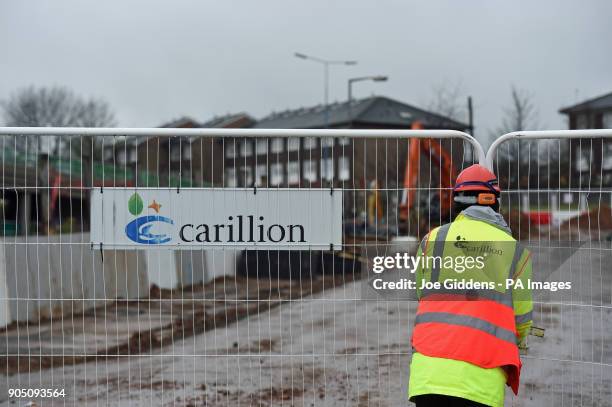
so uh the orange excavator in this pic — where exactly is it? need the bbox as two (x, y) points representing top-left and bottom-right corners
(399, 121), (458, 229)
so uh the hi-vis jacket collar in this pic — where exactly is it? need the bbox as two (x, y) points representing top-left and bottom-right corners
(459, 206), (512, 235)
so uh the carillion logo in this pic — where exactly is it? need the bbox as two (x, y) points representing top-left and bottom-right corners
(123, 192), (308, 246)
(125, 193), (174, 244)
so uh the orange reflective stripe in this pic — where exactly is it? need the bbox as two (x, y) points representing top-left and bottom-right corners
(508, 244), (524, 280)
(513, 251), (531, 280)
(419, 233), (429, 254)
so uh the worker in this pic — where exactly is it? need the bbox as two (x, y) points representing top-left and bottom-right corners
(408, 164), (533, 407)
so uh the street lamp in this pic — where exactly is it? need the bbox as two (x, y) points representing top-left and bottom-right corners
(347, 76), (388, 126)
(295, 52), (357, 128)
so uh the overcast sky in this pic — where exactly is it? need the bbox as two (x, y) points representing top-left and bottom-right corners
(1, 0), (611, 143)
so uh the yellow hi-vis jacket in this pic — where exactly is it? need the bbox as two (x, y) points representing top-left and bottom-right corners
(408, 206), (533, 407)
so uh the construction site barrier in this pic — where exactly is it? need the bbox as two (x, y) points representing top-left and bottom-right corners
(0, 127), (482, 406)
(0, 126), (611, 405)
(486, 129), (612, 405)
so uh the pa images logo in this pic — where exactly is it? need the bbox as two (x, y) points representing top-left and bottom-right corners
(125, 193), (174, 244)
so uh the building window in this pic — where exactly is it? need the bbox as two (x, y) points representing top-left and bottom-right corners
(117, 148), (136, 165)
(339, 156), (350, 180)
(576, 114), (589, 129)
(287, 161), (300, 184)
(603, 142), (612, 170)
(255, 164), (268, 186)
(271, 138), (284, 153)
(321, 138), (334, 148)
(576, 146), (591, 172)
(182, 143), (192, 160)
(240, 166), (253, 186)
(256, 139), (268, 155)
(303, 160), (317, 182)
(170, 144), (181, 162)
(288, 138), (300, 152)
(320, 158), (334, 181)
(270, 163), (284, 185)
(304, 137), (317, 149)
(225, 142), (237, 158)
(127, 148), (137, 164)
(225, 168), (237, 187)
(604, 112), (612, 129)
(240, 140), (253, 157)
(117, 149), (126, 165)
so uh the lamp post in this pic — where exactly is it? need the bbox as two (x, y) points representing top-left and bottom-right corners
(295, 52), (357, 128)
(347, 75), (388, 127)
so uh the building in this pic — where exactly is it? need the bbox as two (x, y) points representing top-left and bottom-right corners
(102, 113), (254, 187)
(102, 117), (200, 187)
(102, 97), (468, 191)
(223, 96), (469, 191)
(219, 96), (470, 228)
(560, 91), (612, 185)
(0, 97), (466, 236)
(198, 113), (255, 186)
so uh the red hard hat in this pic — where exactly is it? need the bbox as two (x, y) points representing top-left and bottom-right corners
(453, 164), (501, 193)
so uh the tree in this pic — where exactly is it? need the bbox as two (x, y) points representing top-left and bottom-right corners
(494, 85), (539, 135)
(427, 80), (467, 122)
(490, 86), (549, 190)
(1, 86), (117, 234)
(2, 85), (116, 128)
(1, 85), (116, 157)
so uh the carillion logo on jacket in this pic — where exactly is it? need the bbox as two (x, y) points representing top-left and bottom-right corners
(125, 193), (174, 245)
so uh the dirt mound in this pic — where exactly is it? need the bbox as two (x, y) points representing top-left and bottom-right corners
(560, 205), (612, 230)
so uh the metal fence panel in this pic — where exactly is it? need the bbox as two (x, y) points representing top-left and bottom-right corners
(487, 130), (612, 405)
(9, 127), (612, 405)
(0, 127), (483, 406)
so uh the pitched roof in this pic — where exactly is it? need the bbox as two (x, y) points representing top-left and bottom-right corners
(159, 116), (201, 128)
(201, 112), (255, 128)
(111, 117), (202, 147)
(559, 91), (612, 114)
(254, 96), (468, 130)
(108, 117), (200, 148)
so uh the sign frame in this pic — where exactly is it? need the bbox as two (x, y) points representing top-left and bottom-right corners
(91, 187), (343, 250)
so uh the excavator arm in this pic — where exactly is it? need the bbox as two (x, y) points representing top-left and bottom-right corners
(399, 121), (458, 223)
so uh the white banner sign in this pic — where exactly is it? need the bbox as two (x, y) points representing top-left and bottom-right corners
(91, 188), (342, 250)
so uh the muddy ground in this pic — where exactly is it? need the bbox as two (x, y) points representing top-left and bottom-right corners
(2, 241), (612, 406)
(0, 274), (357, 376)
